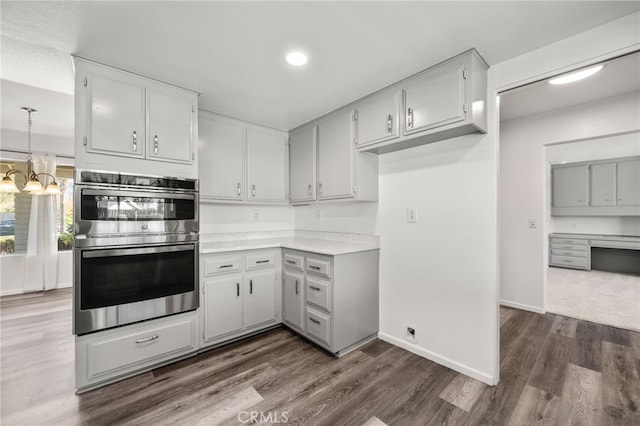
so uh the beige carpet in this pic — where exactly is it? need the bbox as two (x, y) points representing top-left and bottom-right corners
(547, 267), (640, 331)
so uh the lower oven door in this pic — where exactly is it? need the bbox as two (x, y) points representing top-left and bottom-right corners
(74, 242), (198, 335)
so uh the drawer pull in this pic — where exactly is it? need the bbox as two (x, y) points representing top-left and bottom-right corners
(308, 317), (321, 325)
(562, 260), (574, 263)
(309, 265), (321, 270)
(250, 279), (253, 294)
(237, 282), (240, 297)
(135, 335), (159, 344)
(286, 260), (296, 265)
(218, 264), (234, 269)
(256, 260), (270, 264)
(295, 279), (299, 295)
(309, 286), (321, 291)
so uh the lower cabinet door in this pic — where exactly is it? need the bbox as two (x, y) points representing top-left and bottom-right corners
(244, 271), (276, 329)
(283, 271), (304, 330)
(203, 275), (243, 341)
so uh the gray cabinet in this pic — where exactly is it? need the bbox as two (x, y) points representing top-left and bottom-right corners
(283, 270), (304, 331)
(549, 236), (590, 270)
(590, 163), (616, 206)
(289, 126), (317, 203)
(203, 275), (243, 340)
(247, 128), (289, 203)
(617, 159), (640, 206)
(317, 111), (355, 200)
(552, 165), (589, 207)
(355, 90), (400, 148)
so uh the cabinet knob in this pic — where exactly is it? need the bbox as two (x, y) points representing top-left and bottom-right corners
(387, 114), (393, 133)
(132, 131), (138, 152)
(407, 108), (414, 128)
(237, 182), (241, 197)
(154, 135), (159, 154)
(251, 184), (256, 197)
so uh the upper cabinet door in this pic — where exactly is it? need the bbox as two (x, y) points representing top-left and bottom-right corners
(617, 159), (640, 206)
(246, 128), (288, 203)
(289, 126), (317, 203)
(355, 90), (400, 148)
(403, 56), (466, 136)
(317, 112), (354, 200)
(147, 88), (194, 164)
(87, 72), (146, 158)
(552, 165), (589, 207)
(198, 116), (245, 200)
(590, 163), (616, 206)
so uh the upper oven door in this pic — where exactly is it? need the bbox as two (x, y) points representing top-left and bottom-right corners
(75, 186), (199, 237)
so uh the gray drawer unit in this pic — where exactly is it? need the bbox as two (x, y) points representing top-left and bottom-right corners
(549, 236), (590, 270)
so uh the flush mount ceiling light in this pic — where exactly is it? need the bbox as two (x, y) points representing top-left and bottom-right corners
(285, 51), (308, 66)
(549, 65), (604, 85)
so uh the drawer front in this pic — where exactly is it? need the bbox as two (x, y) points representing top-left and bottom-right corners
(550, 238), (588, 246)
(550, 248), (587, 258)
(306, 257), (331, 278)
(550, 242), (588, 252)
(306, 277), (331, 311)
(87, 317), (196, 380)
(550, 255), (588, 269)
(284, 253), (304, 271)
(246, 253), (276, 270)
(306, 307), (331, 345)
(203, 256), (243, 276)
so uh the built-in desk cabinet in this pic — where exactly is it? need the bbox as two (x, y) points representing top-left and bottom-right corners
(551, 156), (640, 216)
(199, 112), (289, 203)
(74, 57), (198, 177)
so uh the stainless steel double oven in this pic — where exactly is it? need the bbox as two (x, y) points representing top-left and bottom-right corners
(73, 170), (199, 335)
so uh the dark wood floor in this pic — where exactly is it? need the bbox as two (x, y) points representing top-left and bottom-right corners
(1, 289), (639, 425)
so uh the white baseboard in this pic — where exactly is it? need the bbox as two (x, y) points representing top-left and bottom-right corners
(499, 299), (545, 314)
(377, 332), (497, 386)
(1, 282), (72, 297)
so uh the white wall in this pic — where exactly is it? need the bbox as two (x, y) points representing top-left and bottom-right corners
(200, 203), (294, 234)
(294, 202), (377, 234)
(0, 250), (73, 296)
(498, 13), (640, 311)
(0, 128), (74, 158)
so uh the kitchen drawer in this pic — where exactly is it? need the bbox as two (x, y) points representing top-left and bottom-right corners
(306, 257), (331, 278)
(550, 248), (588, 257)
(203, 256), (242, 276)
(550, 238), (588, 246)
(246, 252), (276, 270)
(550, 255), (588, 270)
(550, 242), (588, 252)
(306, 307), (331, 346)
(284, 253), (304, 271)
(306, 277), (331, 312)
(86, 316), (196, 380)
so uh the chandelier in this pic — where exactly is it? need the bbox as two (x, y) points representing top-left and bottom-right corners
(0, 107), (61, 195)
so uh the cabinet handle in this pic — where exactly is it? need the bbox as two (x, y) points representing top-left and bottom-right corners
(309, 286), (321, 291)
(407, 108), (414, 128)
(562, 259), (574, 263)
(618, 198), (624, 201)
(318, 183), (323, 196)
(295, 279), (299, 295)
(308, 184), (313, 197)
(217, 264), (234, 269)
(308, 317), (321, 325)
(309, 265), (321, 270)
(132, 131), (138, 152)
(250, 279), (253, 294)
(154, 135), (159, 154)
(286, 260), (296, 265)
(387, 114), (393, 133)
(237, 182), (242, 197)
(256, 260), (269, 264)
(252, 184), (256, 197)
(135, 335), (158, 344)
(236, 282), (240, 297)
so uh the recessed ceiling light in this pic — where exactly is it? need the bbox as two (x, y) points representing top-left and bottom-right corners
(549, 65), (604, 85)
(286, 51), (308, 66)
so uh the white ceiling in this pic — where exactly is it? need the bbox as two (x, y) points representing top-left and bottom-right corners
(1, 1), (639, 132)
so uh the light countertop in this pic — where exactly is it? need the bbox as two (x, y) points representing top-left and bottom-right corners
(200, 230), (380, 256)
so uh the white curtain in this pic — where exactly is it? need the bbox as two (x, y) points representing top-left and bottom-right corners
(24, 153), (58, 292)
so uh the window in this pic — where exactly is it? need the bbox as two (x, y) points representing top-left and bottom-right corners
(0, 161), (74, 255)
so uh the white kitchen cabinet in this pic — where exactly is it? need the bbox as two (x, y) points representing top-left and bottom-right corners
(317, 111), (355, 200)
(201, 250), (281, 347)
(203, 275), (243, 340)
(74, 57), (198, 177)
(283, 270), (304, 331)
(355, 89), (400, 148)
(590, 163), (616, 206)
(198, 111), (289, 204)
(289, 126), (317, 203)
(247, 128), (289, 202)
(617, 159), (640, 206)
(552, 165), (589, 207)
(199, 115), (245, 201)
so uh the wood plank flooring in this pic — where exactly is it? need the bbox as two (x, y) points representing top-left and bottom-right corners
(2, 289), (640, 425)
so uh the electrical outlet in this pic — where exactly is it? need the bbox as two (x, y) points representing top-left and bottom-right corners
(252, 209), (260, 221)
(316, 209), (323, 222)
(407, 207), (418, 223)
(528, 218), (536, 228)
(406, 326), (416, 343)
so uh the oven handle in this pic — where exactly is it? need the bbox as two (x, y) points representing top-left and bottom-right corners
(82, 244), (194, 258)
(82, 188), (196, 200)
